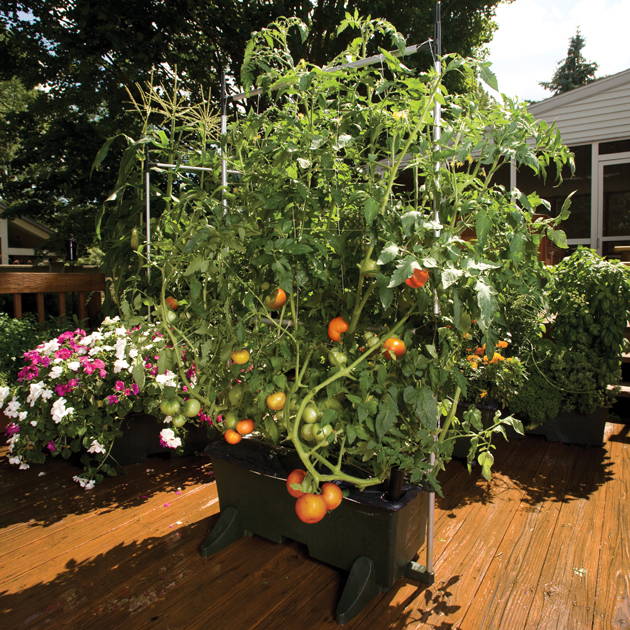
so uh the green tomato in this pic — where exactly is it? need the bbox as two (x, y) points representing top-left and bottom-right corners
(364, 332), (380, 348)
(300, 423), (317, 442)
(315, 423), (334, 445)
(182, 398), (201, 418)
(359, 258), (379, 277)
(322, 397), (343, 412)
(172, 414), (187, 428)
(228, 385), (246, 406)
(329, 349), (348, 368)
(160, 398), (181, 416)
(223, 411), (239, 430)
(165, 310), (177, 324)
(302, 405), (320, 424)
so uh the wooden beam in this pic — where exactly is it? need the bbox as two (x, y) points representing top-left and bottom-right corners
(36, 293), (45, 323)
(58, 293), (66, 317)
(0, 272), (105, 294)
(12, 293), (22, 318)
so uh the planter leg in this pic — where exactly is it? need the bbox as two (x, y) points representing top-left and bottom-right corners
(335, 556), (381, 624)
(404, 560), (435, 585)
(199, 506), (244, 558)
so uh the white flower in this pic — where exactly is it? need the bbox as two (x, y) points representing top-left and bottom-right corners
(39, 339), (60, 355)
(27, 381), (49, 406)
(155, 370), (177, 387)
(80, 331), (103, 346)
(129, 348), (138, 359)
(0, 386), (10, 407)
(102, 316), (120, 325)
(87, 439), (106, 454)
(115, 327), (127, 337)
(18, 411), (28, 421)
(113, 359), (130, 373)
(30, 420), (37, 427)
(19, 462), (30, 470)
(72, 475), (95, 490)
(49, 366), (63, 379)
(114, 337), (127, 360)
(159, 428), (182, 449)
(7, 433), (19, 451)
(4, 398), (21, 418)
(67, 361), (81, 372)
(51, 397), (74, 424)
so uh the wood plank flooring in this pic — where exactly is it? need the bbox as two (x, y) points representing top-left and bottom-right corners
(0, 424), (628, 630)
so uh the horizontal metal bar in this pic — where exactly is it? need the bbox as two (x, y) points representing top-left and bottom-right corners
(230, 40), (432, 102)
(151, 162), (216, 172)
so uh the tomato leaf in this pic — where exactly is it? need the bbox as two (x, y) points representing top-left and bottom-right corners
(377, 242), (400, 265)
(363, 197), (379, 226)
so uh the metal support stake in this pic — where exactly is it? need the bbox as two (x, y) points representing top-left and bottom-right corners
(427, 0), (442, 578)
(220, 70), (228, 213)
(144, 152), (151, 285)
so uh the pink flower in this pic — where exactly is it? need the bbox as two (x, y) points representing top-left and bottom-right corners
(5, 423), (20, 436)
(17, 365), (39, 382)
(47, 441), (57, 452)
(57, 331), (75, 343)
(74, 328), (87, 338)
(55, 348), (73, 360)
(106, 395), (119, 405)
(130, 384), (140, 395)
(124, 388), (131, 396)
(99, 369), (107, 378)
(92, 359), (105, 369)
(114, 380), (125, 391)
(182, 385), (188, 392)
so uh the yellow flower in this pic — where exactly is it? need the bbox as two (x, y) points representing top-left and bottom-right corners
(392, 110), (408, 121)
(489, 352), (505, 364)
(479, 390), (488, 398)
(497, 340), (509, 349)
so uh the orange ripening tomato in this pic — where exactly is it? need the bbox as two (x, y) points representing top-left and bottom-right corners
(404, 268), (429, 288)
(236, 418), (255, 435)
(264, 287), (287, 310)
(266, 391), (287, 411)
(165, 296), (179, 310)
(230, 349), (250, 365)
(327, 316), (349, 342)
(497, 340), (509, 349)
(224, 429), (242, 445)
(295, 493), (328, 524)
(286, 469), (307, 498)
(383, 337), (406, 360)
(321, 482), (343, 511)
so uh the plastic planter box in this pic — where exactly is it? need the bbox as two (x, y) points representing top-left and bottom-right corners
(200, 439), (433, 624)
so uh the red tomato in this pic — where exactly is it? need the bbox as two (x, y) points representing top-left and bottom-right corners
(295, 493), (328, 524)
(321, 482), (343, 511)
(264, 288), (287, 310)
(327, 316), (349, 342)
(224, 429), (242, 445)
(405, 269), (429, 288)
(286, 469), (307, 498)
(383, 337), (407, 360)
(236, 418), (255, 435)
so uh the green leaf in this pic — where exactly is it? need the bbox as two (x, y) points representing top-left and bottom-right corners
(477, 450), (495, 481)
(132, 360), (146, 390)
(548, 229), (568, 249)
(388, 257), (417, 288)
(363, 197), (379, 226)
(377, 243), (400, 265)
(475, 279), (497, 334)
(479, 63), (499, 91)
(442, 267), (464, 289)
(476, 209), (491, 246)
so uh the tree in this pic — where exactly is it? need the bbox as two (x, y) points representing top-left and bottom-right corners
(540, 29), (598, 96)
(0, 1), (511, 250)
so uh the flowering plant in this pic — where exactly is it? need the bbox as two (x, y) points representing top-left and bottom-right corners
(462, 339), (527, 407)
(1, 316), (214, 488)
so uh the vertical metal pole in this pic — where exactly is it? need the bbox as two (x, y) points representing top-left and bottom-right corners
(427, 0), (442, 577)
(220, 70), (228, 213)
(144, 160), (151, 284)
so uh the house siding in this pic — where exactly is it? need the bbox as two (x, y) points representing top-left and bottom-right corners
(530, 73), (630, 147)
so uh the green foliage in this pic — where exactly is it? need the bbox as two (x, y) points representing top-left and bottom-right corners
(547, 248), (630, 413)
(1, 0), (510, 247)
(105, 15), (570, 493)
(0, 313), (70, 382)
(540, 29), (598, 96)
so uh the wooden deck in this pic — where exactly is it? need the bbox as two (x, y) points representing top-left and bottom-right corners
(1, 424), (628, 629)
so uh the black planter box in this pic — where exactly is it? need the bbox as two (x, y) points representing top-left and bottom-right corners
(534, 407), (607, 447)
(200, 439), (432, 624)
(110, 413), (210, 465)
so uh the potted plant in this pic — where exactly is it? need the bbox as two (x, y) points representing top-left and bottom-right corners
(510, 248), (630, 445)
(1, 316), (215, 487)
(104, 15), (572, 622)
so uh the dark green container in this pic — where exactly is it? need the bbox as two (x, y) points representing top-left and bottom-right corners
(536, 407), (606, 446)
(200, 439), (432, 624)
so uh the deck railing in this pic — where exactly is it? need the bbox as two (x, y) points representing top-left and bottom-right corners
(0, 271), (105, 323)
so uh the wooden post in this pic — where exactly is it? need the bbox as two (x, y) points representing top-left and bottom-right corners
(13, 294), (22, 318)
(78, 292), (87, 323)
(58, 293), (66, 317)
(36, 293), (45, 323)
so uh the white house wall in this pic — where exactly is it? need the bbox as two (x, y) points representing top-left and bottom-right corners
(530, 70), (630, 147)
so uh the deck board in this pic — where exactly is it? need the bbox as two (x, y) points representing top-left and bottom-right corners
(0, 425), (628, 630)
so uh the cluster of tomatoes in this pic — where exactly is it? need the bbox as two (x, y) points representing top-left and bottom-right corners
(327, 315), (407, 360)
(286, 468), (343, 524)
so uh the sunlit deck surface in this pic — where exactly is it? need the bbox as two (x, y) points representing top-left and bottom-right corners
(1, 423), (628, 629)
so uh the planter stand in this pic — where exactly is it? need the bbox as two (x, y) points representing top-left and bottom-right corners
(200, 439), (434, 624)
